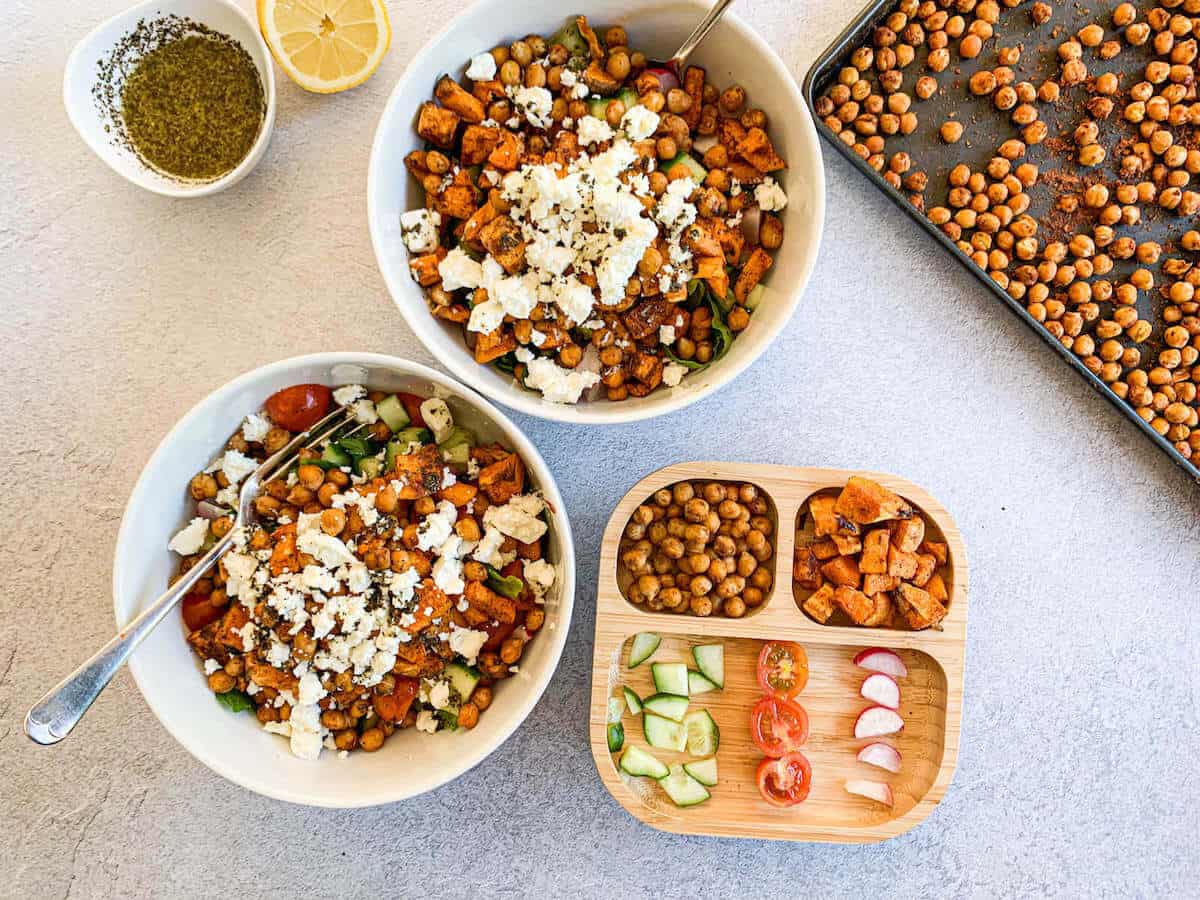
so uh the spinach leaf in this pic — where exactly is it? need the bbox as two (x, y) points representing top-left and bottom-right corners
(706, 294), (735, 364)
(336, 436), (377, 459)
(215, 689), (254, 714)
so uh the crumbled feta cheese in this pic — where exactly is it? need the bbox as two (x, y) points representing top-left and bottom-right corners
(432, 535), (466, 596)
(467, 298), (505, 334)
(559, 68), (577, 87)
(287, 702), (325, 760)
(522, 355), (601, 404)
(507, 85), (553, 128)
(438, 247), (484, 291)
(215, 484), (238, 507)
(168, 517), (208, 555)
(570, 81), (589, 99)
(416, 709), (439, 733)
(662, 361), (688, 387)
(241, 413), (271, 443)
(351, 399), (378, 425)
(237, 622), (257, 651)
(754, 176), (788, 212)
(483, 494), (548, 544)
(400, 208), (441, 254)
(419, 398), (455, 443)
(449, 626), (489, 665)
(523, 558), (555, 598)
(297, 530), (357, 568)
(203, 658), (221, 675)
(389, 568), (421, 606)
(208, 449), (257, 486)
(576, 115), (614, 146)
(417, 501), (458, 551)
(621, 104), (660, 141)
(465, 52), (497, 81)
(659, 324), (676, 345)
(332, 384), (365, 406)
(298, 671), (327, 706)
(426, 679), (452, 710)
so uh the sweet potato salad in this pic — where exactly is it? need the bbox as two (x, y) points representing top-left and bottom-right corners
(168, 383), (555, 759)
(399, 15), (790, 403)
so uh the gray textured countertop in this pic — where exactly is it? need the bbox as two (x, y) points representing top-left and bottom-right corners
(2, 0), (1198, 897)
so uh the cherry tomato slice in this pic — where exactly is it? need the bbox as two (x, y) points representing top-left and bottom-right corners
(264, 383), (332, 432)
(757, 640), (809, 700)
(397, 392), (427, 427)
(181, 591), (225, 631)
(750, 695), (810, 758)
(756, 751), (813, 807)
(372, 676), (419, 723)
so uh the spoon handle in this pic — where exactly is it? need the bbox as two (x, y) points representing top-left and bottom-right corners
(24, 539), (227, 745)
(669, 0), (739, 71)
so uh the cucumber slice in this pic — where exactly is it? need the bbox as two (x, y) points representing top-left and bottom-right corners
(641, 693), (689, 722)
(658, 763), (711, 807)
(616, 87), (639, 110)
(643, 712), (687, 752)
(664, 152), (707, 182)
(606, 696), (625, 724)
(587, 97), (609, 119)
(438, 425), (475, 449)
(375, 395), (411, 432)
(441, 442), (471, 468)
(619, 744), (669, 779)
(651, 662), (689, 697)
(691, 644), (724, 689)
(684, 709), (720, 756)
(683, 757), (719, 787)
(622, 686), (643, 716)
(320, 443), (352, 468)
(688, 670), (719, 695)
(745, 282), (766, 311)
(393, 426), (432, 447)
(354, 456), (382, 479)
(444, 662), (480, 702)
(627, 632), (661, 669)
(607, 722), (625, 753)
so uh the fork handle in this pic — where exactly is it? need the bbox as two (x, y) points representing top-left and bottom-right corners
(669, 0), (738, 71)
(25, 537), (229, 745)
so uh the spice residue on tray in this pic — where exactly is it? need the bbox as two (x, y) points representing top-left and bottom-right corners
(94, 16), (265, 182)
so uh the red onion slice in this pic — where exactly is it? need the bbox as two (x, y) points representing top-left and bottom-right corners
(644, 67), (679, 93)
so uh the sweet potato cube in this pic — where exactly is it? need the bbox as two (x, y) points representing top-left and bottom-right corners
(432, 184), (479, 220)
(926, 573), (949, 605)
(861, 592), (893, 627)
(920, 540), (949, 566)
(488, 130), (521, 170)
(887, 545), (919, 580)
(733, 247), (773, 302)
(835, 476), (912, 524)
(728, 160), (765, 185)
(433, 303), (470, 323)
(863, 573), (899, 596)
(576, 15), (605, 59)
(465, 579), (516, 623)
(461, 201), (499, 245)
(808, 495), (840, 536)
(821, 554), (861, 589)
(553, 128), (581, 161)
(478, 452), (526, 505)
(409, 251), (443, 286)
(718, 117), (748, 151)
(391, 445), (445, 498)
(913, 553), (937, 587)
(216, 604), (251, 650)
(896, 582), (947, 630)
(832, 533), (862, 556)
(860, 528), (890, 574)
(473, 328), (518, 363)
(891, 517), (926, 553)
(471, 79), (505, 103)
(833, 585), (874, 625)
(417, 102), (460, 148)
(811, 539), (840, 561)
(793, 548), (823, 589)
(736, 126), (787, 173)
(682, 65), (705, 128)
(629, 351), (664, 388)
(803, 583), (836, 623)
(439, 482), (478, 507)
(695, 253), (729, 299)
(435, 75), (485, 123)
(583, 60), (621, 95)
(461, 124), (500, 165)
(479, 215), (526, 273)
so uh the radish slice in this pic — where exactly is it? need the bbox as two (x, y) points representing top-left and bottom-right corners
(643, 66), (679, 93)
(692, 134), (718, 154)
(853, 648), (908, 678)
(196, 500), (228, 519)
(860, 673), (900, 710)
(845, 779), (894, 807)
(857, 742), (902, 773)
(855, 705), (904, 739)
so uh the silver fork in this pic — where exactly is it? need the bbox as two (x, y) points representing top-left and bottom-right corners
(658, 0), (738, 74)
(24, 405), (361, 745)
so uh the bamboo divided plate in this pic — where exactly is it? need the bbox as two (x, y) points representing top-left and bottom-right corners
(589, 462), (968, 844)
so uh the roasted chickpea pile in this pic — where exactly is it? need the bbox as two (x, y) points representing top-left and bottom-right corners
(618, 481), (775, 617)
(816, 0), (1200, 463)
(399, 15), (790, 405)
(171, 384), (554, 759)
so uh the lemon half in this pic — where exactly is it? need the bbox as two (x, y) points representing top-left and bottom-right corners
(258, 0), (391, 94)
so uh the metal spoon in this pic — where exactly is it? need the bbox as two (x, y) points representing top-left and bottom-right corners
(659, 0), (738, 74)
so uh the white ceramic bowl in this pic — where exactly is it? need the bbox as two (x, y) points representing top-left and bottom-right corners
(368, 0), (825, 424)
(63, 0), (276, 198)
(113, 353), (575, 806)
